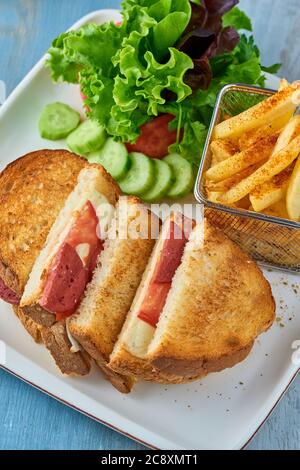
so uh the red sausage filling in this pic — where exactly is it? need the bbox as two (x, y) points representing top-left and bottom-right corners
(40, 201), (103, 320)
(0, 276), (20, 305)
(138, 215), (195, 328)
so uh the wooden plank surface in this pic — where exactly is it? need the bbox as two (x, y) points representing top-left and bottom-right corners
(241, 0), (300, 81)
(0, 0), (299, 450)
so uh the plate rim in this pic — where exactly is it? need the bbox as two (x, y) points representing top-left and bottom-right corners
(1, 362), (299, 450)
(0, 8), (299, 451)
(0, 364), (157, 450)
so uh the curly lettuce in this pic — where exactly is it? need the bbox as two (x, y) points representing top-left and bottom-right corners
(48, 0), (193, 144)
(47, 0), (280, 166)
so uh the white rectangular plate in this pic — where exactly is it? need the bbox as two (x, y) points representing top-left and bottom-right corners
(0, 9), (299, 450)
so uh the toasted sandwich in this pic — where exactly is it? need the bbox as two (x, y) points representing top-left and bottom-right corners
(0, 149), (87, 304)
(0, 150), (118, 376)
(68, 196), (159, 392)
(109, 217), (275, 384)
(20, 163), (120, 326)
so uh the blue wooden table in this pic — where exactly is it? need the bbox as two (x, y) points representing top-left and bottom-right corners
(0, 0), (299, 450)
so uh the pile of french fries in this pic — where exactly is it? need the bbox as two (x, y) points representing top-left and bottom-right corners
(205, 80), (300, 222)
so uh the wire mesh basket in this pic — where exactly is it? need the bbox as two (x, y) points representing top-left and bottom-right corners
(195, 83), (300, 273)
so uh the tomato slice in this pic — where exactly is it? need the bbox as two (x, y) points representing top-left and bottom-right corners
(138, 215), (195, 328)
(152, 221), (190, 283)
(126, 114), (182, 159)
(138, 283), (171, 328)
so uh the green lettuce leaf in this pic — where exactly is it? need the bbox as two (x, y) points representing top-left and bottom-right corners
(47, 0), (279, 168)
(262, 63), (282, 74)
(111, 47), (193, 137)
(151, 1), (191, 59)
(222, 7), (252, 31)
(47, 22), (125, 81)
(169, 35), (267, 165)
(58, 2), (194, 144)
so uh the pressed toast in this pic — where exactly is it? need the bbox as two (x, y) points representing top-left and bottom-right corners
(0, 149), (87, 298)
(69, 196), (159, 392)
(20, 163), (120, 326)
(109, 219), (275, 383)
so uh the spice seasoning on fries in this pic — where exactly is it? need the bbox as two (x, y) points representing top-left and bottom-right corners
(205, 82), (300, 222)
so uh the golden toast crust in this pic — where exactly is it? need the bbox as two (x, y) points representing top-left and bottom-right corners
(109, 221), (275, 383)
(13, 306), (90, 376)
(71, 332), (135, 393)
(70, 196), (159, 392)
(109, 342), (254, 384)
(148, 221), (275, 367)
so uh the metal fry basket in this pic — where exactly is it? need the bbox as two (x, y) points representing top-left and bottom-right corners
(195, 83), (300, 273)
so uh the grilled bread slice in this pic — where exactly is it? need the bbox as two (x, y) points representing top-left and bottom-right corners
(40, 321), (91, 376)
(0, 150), (87, 301)
(20, 164), (120, 326)
(109, 219), (275, 384)
(13, 306), (90, 376)
(69, 196), (159, 393)
(13, 306), (42, 344)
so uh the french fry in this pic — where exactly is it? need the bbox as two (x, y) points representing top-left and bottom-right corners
(210, 139), (238, 162)
(219, 135), (300, 204)
(206, 163), (262, 192)
(206, 134), (278, 183)
(213, 82), (300, 140)
(206, 191), (223, 203)
(250, 165), (294, 212)
(263, 200), (289, 219)
(286, 156), (300, 221)
(279, 79), (289, 91)
(210, 155), (218, 167)
(271, 115), (300, 155)
(238, 111), (293, 151)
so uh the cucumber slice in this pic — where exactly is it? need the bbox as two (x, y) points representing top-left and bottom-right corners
(39, 102), (80, 140)
(87, 138), (129, 181)
(119, 153), (154, 196)
(142, 159), (173, 202)
(164, 154), (194, 198)
(67, 120), (107, 155)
